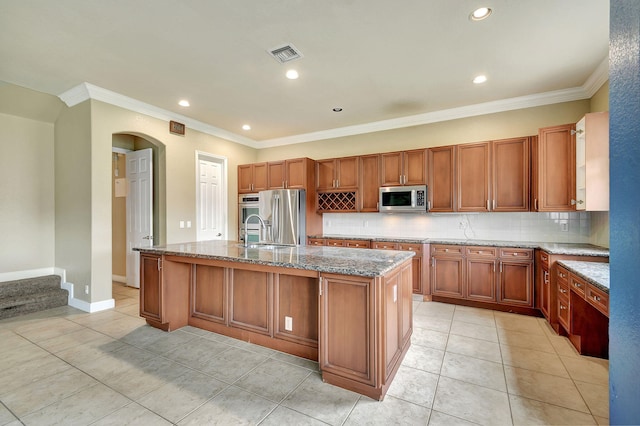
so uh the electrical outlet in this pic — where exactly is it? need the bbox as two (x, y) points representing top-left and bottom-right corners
(179, 221), (185, 229)
(284, 316), (293, 331)
(84, 285), (89, 295)
(560, 222), (569, 232)
(186, 221), (191, 228)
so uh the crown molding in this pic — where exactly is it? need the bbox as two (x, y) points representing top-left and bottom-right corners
(258, 86), (590, 147)
(58, 83), (259, 148)
(57, 55), (609, 149)
(583, 57), (609, 97)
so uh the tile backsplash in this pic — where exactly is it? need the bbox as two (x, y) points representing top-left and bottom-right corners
(322, 211), (593, 243)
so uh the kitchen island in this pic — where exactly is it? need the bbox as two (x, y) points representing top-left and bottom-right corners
(135, 240), (414, 400)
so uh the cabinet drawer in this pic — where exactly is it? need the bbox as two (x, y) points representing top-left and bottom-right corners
(557, 278), (570, 298)
(397, 243), (423, 254)
(431, 245), (464, 256)
(344, 240), (371, 249)
(586, 285), (609, 317)
(499, 248), (533, 260)
(569, 275), (586, 298)
(538, 251), (550, 267)
(308, 238), (326, 246)
(372, 242), (399, 250)
(557, 293), (570, 330)
(466, 246), (497, 258)
(556, 267), (569, 285)
(326, 239), (346, 247)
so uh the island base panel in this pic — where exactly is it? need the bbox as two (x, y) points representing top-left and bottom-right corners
(188, 315), (319, 361)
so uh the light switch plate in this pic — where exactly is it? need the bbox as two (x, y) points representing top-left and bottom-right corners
(285, 316), (293, 331)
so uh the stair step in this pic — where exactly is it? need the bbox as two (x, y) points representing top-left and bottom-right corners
(0, 275), (68, 320)
(0, 288), (68, 320)
(0, 275), (61, 298)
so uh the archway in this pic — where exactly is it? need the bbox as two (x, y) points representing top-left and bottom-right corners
(111, 132), (166, 287)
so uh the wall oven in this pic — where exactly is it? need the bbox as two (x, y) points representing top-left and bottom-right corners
(238, 193), (260, 243)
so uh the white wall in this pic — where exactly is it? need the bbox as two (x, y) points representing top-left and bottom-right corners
(0, 113), (55, 274)
(324, 211), (591, 243)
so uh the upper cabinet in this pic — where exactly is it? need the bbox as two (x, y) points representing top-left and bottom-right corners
(381, 149), (427, 186)
(533, 124), (576, 212)
(457, 142), (491, 212)
(428, 146), (456, 212)
(575, 112), (609, 211)
(492, 137), (530, 212)
(316, 156), (359, 191)
(430, 137), (530, 213)
(238, 162), (268, 194)
(268, 158), (314, 190)
(359, 154), (381, 212)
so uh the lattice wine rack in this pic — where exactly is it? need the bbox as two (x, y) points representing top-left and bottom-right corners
(317, 191), (357, 212)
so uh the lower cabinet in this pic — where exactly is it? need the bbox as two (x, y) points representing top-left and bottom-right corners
(431, 244), (534, 312)
(556, 264), (609, 358)
(319, 260), (412, 399)
(534, 249), (608, 332)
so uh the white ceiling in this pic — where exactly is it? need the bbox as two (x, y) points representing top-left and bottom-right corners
(0, 1), (609, 147)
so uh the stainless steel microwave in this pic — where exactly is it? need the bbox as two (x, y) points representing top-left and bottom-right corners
(379, 185), (428, 212)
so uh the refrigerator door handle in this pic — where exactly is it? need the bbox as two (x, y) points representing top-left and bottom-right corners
(272, 194), (279, 242)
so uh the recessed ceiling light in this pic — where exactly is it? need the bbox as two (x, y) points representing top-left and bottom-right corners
(286, 69), (299, 80)
(332, 107), (343, 112)
(242, 124), (251, 131)
(178, 99), (190, 107)
(470, 7), (492, 21)
(473, 75), (488, 84)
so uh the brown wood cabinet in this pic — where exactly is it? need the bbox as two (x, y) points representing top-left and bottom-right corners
(359, 154), (381, 212)
(316, 157), (359, 191)
(457, 143), (491, 212)
(431, 245), (465, 299)
(493, 137), (530, 212)
(431, 244), (534, 311)
(238, 162), (268, 194)
(381, 149), (427, 186)
(319, 260), (412, 399)
(428, 146), (456, 212)
(140, 254), (190, 331)
(534, 249), (608, 331)
(268, 157), (314, 189)
(456, 137), (530, 213)
(371, 241), (429, 296)
(556, 264), (609, 358)
(533, 124), (576, 211)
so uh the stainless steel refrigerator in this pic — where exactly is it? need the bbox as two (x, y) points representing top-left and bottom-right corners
(258, 189), (306, 246)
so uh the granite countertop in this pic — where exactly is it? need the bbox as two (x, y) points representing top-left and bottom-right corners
(135, 240), (414, 278)
(309, 235), (609, 257)
(557, 260), (610, 293)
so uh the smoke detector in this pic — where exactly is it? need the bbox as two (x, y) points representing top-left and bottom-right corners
(267, 43), (303, 63)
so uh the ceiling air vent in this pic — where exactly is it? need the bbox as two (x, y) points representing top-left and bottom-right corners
(267, 44), (303, 63)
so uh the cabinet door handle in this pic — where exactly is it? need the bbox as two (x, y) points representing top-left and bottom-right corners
(319, 278), (323, 296)
(573, 282), (582, 288)
(560, 304), (567, 310)
(593, 295), (601, 302)
(534, 199), (538, 210)
(541, 255), (548, 261)
(493, 199), (496, 210)
(499, 262), (503, 273)
(487, 200), (490, 210)
(560, 288), (567, 294)
(157, 258), (162, 271)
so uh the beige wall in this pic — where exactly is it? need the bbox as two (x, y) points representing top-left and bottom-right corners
(590, 81), (609, 113)
(0, 113), (55, 273)
(257, 100), (591, 161)
(55, 101), (93, 302)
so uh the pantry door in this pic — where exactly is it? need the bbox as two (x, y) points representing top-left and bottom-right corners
(126, 148), (153, 288)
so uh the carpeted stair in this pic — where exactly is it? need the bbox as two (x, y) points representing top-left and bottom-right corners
(0, 275), (68, 320)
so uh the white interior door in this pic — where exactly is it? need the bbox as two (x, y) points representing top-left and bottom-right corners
(197, 152), (227, 241)
(126, 148), (153, 288)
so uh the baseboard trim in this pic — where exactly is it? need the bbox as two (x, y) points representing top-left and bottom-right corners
(61, 280), (115, 313)
(112, 274), (127, 284)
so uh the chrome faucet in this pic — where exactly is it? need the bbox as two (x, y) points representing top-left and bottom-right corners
(244, 214), (266, 247)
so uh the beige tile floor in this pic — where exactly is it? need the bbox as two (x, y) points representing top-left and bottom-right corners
(0, 282), (609, 425)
